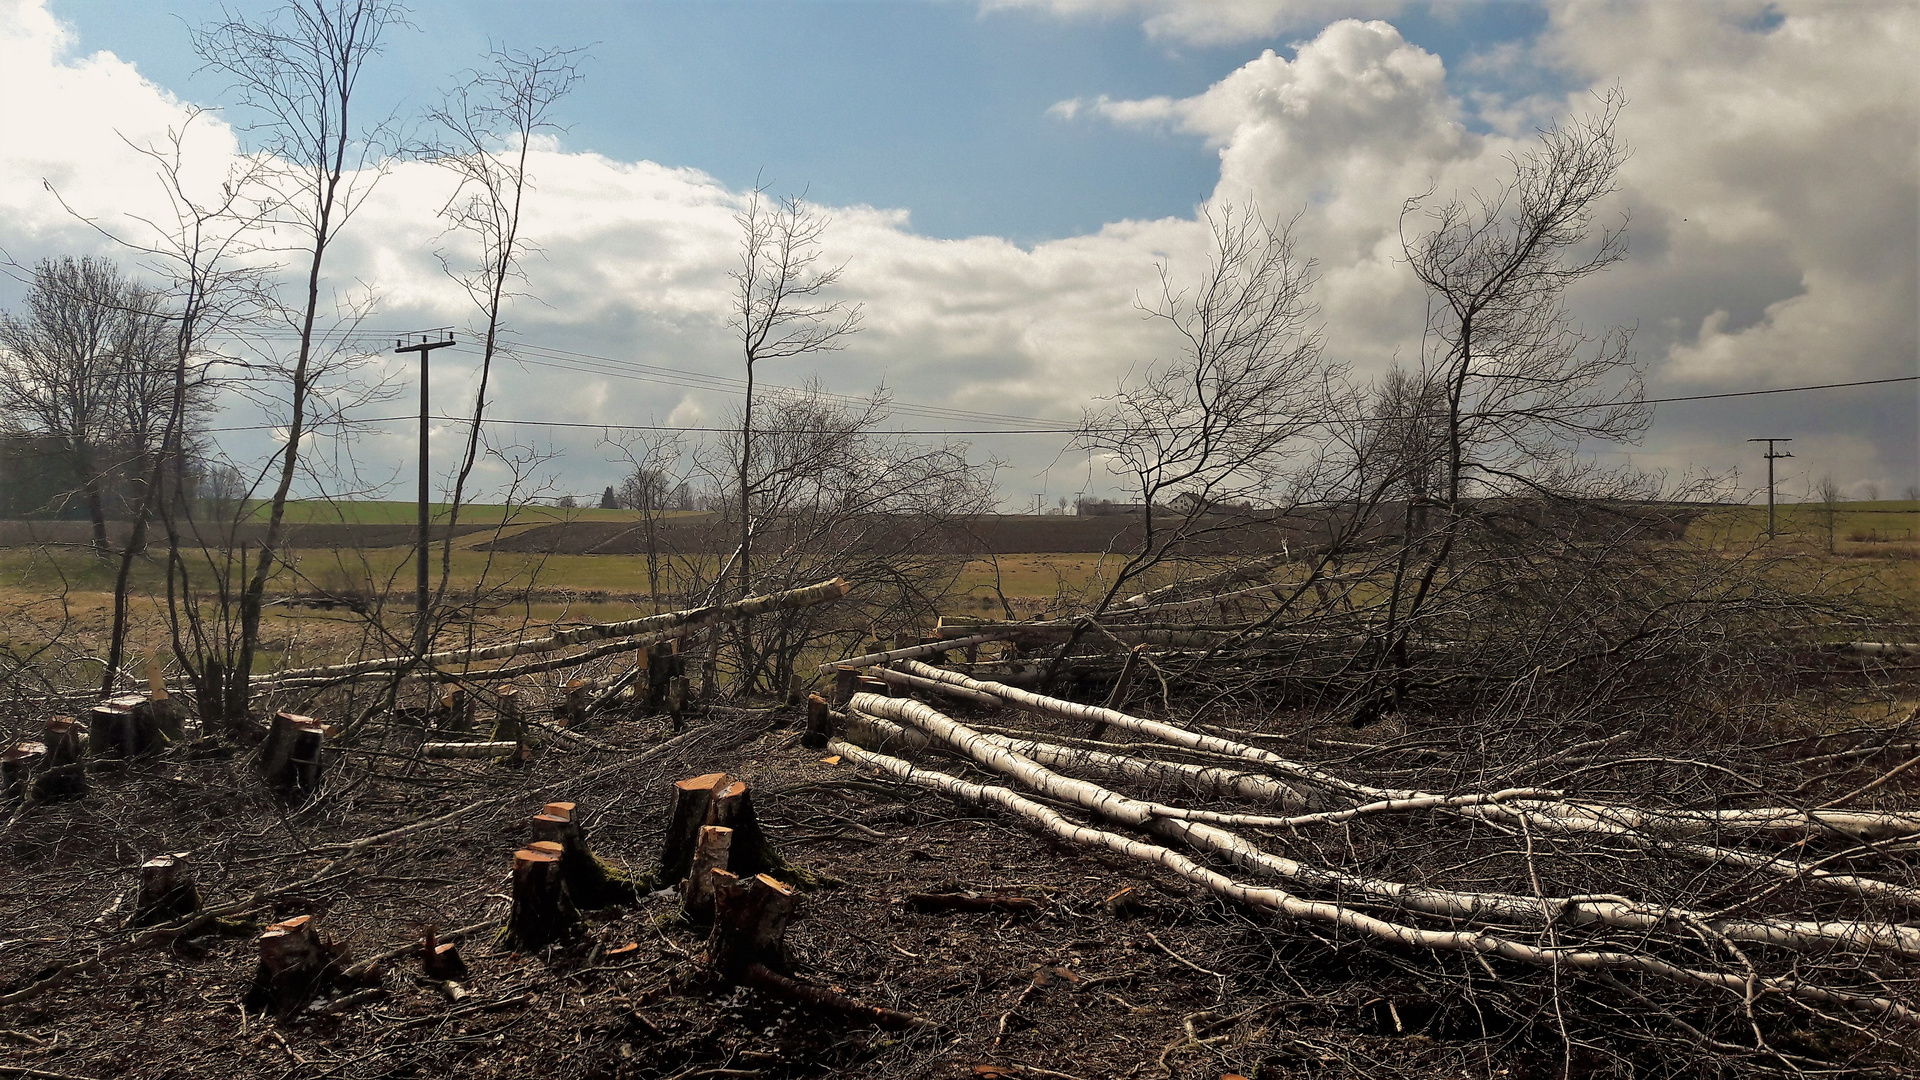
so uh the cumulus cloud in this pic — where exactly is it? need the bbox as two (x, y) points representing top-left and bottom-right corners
(2, 0), (1914, 503)
(983, 0), (1403, 46)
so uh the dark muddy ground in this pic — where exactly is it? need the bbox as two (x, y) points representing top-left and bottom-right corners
(0, 694), (1901, 1080)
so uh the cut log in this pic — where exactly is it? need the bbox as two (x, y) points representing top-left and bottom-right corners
(740, 963), (933, 1031)
(659, 772), (729, 885)
(257, 711), (326, 797)
(529, 804), (643, 909)
(504, 847), (580, 950)
(901, 890), (1042, 916)
(420, 740), (521, 759)
(817, 631), (1015, 673)
(264, 576), (850, 685)
(863, 665), (1001, 707)
(682, 826), (734, 920)
(132, 853), (201, 927)
(2, 742), (45, 801)
(245, 915), (343, 1017)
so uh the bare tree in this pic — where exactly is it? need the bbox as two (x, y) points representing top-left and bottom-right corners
(1072, 204), (1335, 626)
(727, 186), (863, 691)
(609, 429), (689, 614)
(0, 257), (187, 554)
(1814, 472), (1843, 554)
(187, 0), (406, 734)
(706, 382), (993, 691)
(1384, 88), (1645, 678)
(426, 44), (585, 651)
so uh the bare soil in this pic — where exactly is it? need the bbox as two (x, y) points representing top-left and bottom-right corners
(0, 703), (1608, 1080)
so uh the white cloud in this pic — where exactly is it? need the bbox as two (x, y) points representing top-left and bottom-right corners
(984, 0), (1402, 46)
(2, 0), (1914, 503)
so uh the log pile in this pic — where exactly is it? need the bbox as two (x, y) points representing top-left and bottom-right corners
(823, 658), (1920, 1038)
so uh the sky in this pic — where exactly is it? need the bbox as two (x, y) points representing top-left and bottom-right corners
(0, 0), (1915, 508)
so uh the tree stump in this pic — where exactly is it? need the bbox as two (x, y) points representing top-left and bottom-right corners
(32, 717), (86, 800)
(257, 711), (327, 798)
(490, 684), (528, 762)
(132, 853), (202, 927)
(645, 641), (685, 714)
(133, 695), (188, 744)
(438, 687), (473, 732)
(504, 846), (581, 950)
(707, 871), (797, 981)
(88, 695), (145, 758)
(244, 915), (343, 1017)
(704, 870), (931, 1030)
(559, 677), (596, 727)
(681, 825), (734, 921)
(528, 801), (643, 908)
(659, 772), (729, 885)
(421, 928), (467, 981)
(667, 675), (691, 729)
(705, 779), (782, 878)
(802, 694), (833, 749)
(1, 742), (45, 802)
(831, 665), (858, 708)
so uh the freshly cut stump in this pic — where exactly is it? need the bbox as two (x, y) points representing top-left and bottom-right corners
(659, 772), (729, 885)
(707, 871), (929, 1031)
(1, 742), (45, 801)
(245, 915), (341, 1017)
(132, 853), (202, 927)
(529, 801), (644, 908)
(257, 711), (327, 797)
(504, 847), (580, 950)
(681, 826), (734, 921)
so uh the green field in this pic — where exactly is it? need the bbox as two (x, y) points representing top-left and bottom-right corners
(240, 499), (706, 526)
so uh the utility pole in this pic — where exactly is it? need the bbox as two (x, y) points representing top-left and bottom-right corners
(396, 330), (456, 649)
(1748, 437), (1792, 539)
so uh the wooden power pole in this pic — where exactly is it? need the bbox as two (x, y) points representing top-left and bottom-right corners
(396, 331), (457, 648)
(1748, 437), (1792, 539)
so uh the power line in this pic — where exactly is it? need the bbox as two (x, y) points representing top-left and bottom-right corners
(193, 371), (1919, 439)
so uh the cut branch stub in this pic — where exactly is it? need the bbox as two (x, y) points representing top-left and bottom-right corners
(132, 853), (202, 927)
(1, 742), (46, 802)
(245, 915), (343, 1017)
(257, 711), (326, 798)
(659, 772), (729, 885)
(504, 847), (580, 951)
(682, 826), (735, 921)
